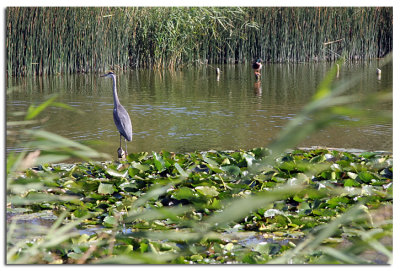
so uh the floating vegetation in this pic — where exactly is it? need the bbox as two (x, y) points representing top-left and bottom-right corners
(6, 7), (392, 76)
(7, 148), (392, 264)
(6, 52), (392, 264)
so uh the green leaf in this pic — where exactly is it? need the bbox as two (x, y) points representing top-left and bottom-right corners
(310, 155), (326, 163)
(202, 155), (223, 173)
(127, 152), (148, 163)
(103, 215), (116, 228)
(264, 209), (284, 218)
(128, 167), (140, 177)
(190, 254), (203, 261)
(202, 155), (219, 167)
(130, 184), (172, 210)
(279, 161), (296, 171)
(298, 202), (312, 215)
(98, 183), (114, 194)
(24, 130), (108, 160)
(344, 178), (361, 187)
(173, 187), (196, 200)
(293, 195), (304, 202)
(242, 153), (255, 167)
(320, 246), (368, 264)
(288, 173), (309, 186)
(312, 209), (336, 216)
(114, 245), (134, 255)
(73, 209), (89, 218)
(222, 165), (241, 176)
(209, 198), (221, 209)
(254, 242), (281, 255)
(25, 95), (58, 120)
(195, 186), (219, 197)
(358, 171), (376, 183)
(67, 252), (83, 260)
(359, 152), (377, 159)
(139, 242), (148, 253)
(327, 196), (350, 208)
(106, 168), (128, 178)
(347, 172), (358, 179)
(131, 161), (150, 172)
(312, 58), (344, 101)
(174, 163), (188, 177)
(205, 185), (299, 228)
(153, 152), (166, 172)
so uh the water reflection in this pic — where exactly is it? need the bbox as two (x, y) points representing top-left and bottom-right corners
(254, 81), (262, 97)
(6, 62), (392, 159)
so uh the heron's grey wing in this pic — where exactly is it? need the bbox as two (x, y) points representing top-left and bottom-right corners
(113, 104), (133, 141)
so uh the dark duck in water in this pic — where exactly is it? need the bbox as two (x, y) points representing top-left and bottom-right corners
(252, 58), (262, 80)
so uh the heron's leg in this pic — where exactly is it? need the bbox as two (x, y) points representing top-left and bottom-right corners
(125, 139), (128, 155)
(119, 134), (122, 149)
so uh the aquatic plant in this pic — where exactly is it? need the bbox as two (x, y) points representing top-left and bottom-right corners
(6, 7), (393, 76)
(6, 53), (392, 263)
(7, 148), (393, 264)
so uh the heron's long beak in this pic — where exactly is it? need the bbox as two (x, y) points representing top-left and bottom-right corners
(100, 74), (108, 77)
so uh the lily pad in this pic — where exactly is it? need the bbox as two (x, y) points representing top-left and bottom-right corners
(173, 187), (196, 200)
(7, 147), (393, 264)
(103, 215), (116, 227)
(195, 186), (219, 197)
(358, 171), (377, 183)
(222, 165), (241, 176)
(98, 183), (114, 194)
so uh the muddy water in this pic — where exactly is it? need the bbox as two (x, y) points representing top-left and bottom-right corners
(6, 62), (392, 159)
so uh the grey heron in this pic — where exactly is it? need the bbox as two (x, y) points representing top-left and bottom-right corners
(101, 71), (132, 158)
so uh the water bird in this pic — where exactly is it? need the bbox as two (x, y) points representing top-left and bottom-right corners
(101, 71), (132, 158)
(252, 58), (262, 80)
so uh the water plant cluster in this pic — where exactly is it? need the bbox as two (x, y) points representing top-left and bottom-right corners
(7, 7), (392, 76)
(6, 51), (392, 264)
(7, 148), (393, 264)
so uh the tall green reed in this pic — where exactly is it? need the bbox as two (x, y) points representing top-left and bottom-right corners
(7, 7), (392, 76)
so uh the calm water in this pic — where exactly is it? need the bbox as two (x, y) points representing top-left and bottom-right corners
(6, 63), (392, 159)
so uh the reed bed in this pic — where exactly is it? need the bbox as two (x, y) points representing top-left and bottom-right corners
(6, 7), (392, 76)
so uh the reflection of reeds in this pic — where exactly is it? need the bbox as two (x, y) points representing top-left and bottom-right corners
(7, 7), (392, 76)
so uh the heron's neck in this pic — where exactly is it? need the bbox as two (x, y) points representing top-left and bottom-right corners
(111, 75), (120, 108)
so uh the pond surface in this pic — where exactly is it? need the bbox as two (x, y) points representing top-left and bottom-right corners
(6, 62), (392, 160)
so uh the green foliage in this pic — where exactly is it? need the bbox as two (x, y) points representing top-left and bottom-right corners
(6, 56), (392, 264)
(7, 148), (393, 264)
(6, 7), (392, 76)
